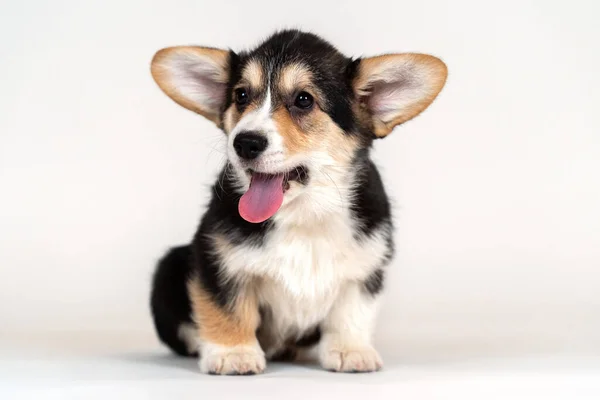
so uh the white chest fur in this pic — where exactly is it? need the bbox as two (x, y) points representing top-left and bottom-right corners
(217, 203), (390, 339)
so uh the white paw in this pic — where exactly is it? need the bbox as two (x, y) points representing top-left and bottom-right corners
(320, 346), (383, 373)
(199, 343), (266, 375)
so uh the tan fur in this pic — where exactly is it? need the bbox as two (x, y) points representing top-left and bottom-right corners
(187, 276), (259, 347)
(150, 46), (230, 124)
(278, 63), (313, 95)
(222, 60), (267, 133)
(151, 36), (446, 375)
(266, 62), (359, 160)
(223, 101), (263, 134)
(354, 53), (448, 137)
(210, 232), (234, 256)
(223, 106), (237, 134)
(271, 108), (308, 156)
(271, 107), (358, 163)
(242, 60), (264, 91)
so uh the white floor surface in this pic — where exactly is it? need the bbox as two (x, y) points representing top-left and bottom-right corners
(2, 332), (599, 400)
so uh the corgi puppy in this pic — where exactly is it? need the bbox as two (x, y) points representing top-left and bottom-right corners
(149, 30), (447, 375)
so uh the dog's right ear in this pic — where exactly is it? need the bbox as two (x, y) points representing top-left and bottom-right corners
(353, 53), (447, 138)
(151, 46), (231, 125)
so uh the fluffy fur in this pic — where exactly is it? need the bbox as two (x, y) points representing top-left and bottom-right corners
(149, 30), (447, 374)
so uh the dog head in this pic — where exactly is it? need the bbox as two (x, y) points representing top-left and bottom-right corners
(151, 30), (447, 224)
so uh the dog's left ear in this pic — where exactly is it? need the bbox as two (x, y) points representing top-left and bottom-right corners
(151, 46), (231, 125)
(353, 53), (448, 138)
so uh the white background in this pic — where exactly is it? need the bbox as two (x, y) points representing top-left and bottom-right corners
(1, 0), (599, 390)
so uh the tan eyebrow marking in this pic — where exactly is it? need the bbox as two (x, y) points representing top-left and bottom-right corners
(241, 59), (264, 91)
(278, 63), (313, 94)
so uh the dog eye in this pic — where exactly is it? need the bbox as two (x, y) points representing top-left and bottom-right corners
(234, 88), (249, 106)
(294, 92), (314, 109)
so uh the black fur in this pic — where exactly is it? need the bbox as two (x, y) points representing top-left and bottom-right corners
(363, 269), (385, 296)
(350, 149), (393, 237)
(295, 327), (322, 347)
(150, 245), (196, 356)
(190, 166), (270, 308)
(150, 29), (393, 358)
(221, 30), (366, 141)
(201, 165), (273, 246)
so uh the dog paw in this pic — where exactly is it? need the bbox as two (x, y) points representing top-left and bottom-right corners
(320, 346), (383, 373)
(199, 343), (266, 375)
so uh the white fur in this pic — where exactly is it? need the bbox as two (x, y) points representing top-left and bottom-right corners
(357, 55), (445, 126)
(226, 86), (295, 183)
(161, 50), (227, 114)
(215, 205), (389, 363)
(364, 58), (429, 120)
(209, 69), (391, 371)
(226, 82), (321, 184)
(319, 281), (383, 371)
(177, 323), (200, 354)
(214, 150), (391, 359)
(199, 342), (266, 375)
(320, 345), (382, 372)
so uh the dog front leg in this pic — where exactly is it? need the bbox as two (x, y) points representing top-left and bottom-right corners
(187, 278), (265, 375)
(319, 281), (383, 372)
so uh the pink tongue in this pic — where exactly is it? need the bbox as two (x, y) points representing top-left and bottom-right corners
(239, 173), (285, 223)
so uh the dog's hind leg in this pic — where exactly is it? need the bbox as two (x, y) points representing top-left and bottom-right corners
(150, 245), (198, 357)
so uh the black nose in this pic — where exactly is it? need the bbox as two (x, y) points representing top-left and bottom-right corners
(233, 132), (268, 160)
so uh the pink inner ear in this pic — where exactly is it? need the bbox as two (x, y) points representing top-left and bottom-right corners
(368, 77), (414, 117)
(186, 64), (227, 110)
(191, 71), (226, 109)
(167, 52), (228, 114)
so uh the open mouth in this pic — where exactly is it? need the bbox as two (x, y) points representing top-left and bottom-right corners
(246, 166), (309, 192)
(238, 166), (308, 224)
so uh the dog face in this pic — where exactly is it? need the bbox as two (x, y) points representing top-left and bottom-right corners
(151, 30), (447, 223)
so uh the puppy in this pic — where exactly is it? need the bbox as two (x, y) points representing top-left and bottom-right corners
(149, 30), (447, 375)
